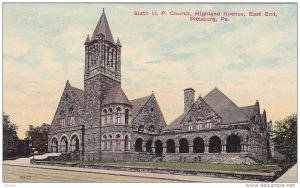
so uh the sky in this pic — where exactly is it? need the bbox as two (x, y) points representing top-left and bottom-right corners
(3, 3), (297, 139)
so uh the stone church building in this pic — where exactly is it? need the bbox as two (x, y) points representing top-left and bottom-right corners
(48, 10), (273, 164)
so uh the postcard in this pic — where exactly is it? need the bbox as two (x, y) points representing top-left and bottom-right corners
(2, 2), (298, 185)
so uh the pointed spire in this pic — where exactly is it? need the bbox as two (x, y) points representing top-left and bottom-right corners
(116, 37), (121, 46)
(85, 34), (90, 44)
(66, 80), (70, 87)
(91, 9), (115, 44)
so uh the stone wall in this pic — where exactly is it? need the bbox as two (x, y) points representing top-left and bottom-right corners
(163, 153), (258, 164)
(131, 94), (167, 134)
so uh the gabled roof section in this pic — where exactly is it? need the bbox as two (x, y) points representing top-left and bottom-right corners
(203, 87), (249, 124)
(163, 112), (187, 131)
(130, 95), (151, 119)
(102, 86), (132, 106)
(91, 10), (115, 44)
(240, 105), (255, 119)
(70, 86), (84, 107)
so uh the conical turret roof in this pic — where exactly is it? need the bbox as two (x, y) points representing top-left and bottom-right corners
(102, 86), (132, 106)
(91, 9), (115, 44)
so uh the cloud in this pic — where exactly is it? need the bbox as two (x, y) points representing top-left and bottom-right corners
(3, 3), (297, 138)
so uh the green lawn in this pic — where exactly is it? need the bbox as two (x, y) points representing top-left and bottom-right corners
(68, 160), (280, 173)
(109, 162), (280, 173)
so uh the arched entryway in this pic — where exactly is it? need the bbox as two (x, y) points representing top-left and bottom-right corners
(226, 135), (241, 153)
(71, 135), (80, 152)
(60, 136), (68, 152)
(146, 140), (153, 152)
(52, 138), (58, 153)
(135, 138), (143, 152)
(179, 138), (189, 153)
(155, 140), (163, 156)
(166, 139), (175, 153)
(209, 136), (221, 153)
(193, 137), (204, 153)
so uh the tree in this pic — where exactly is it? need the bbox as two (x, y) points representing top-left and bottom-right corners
(3, 112), (19, 158)
(272, 114), (297, 163)
(25, 123), (50, 154)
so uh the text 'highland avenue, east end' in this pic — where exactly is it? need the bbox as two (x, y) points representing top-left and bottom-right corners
(133, 10), (278, 23)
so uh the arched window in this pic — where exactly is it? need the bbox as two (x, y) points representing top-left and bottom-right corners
(116, 107), (121, 124)
(148, 125), (155, 133)
(209, 136), (221, 153)
(134, 138), (143, 152)
(108, 108), (113, 124)
(146, 140), (152, 152)
(124, 135), (129, 151)
(193, 137), (204, 153)
(179, 138), (189, 153)
(226, 135), (241, 153)
(103, 109), (108, 126)
(196, 119), (201, 129)
(138, 125), (144, 132)
(125, 109), (129, 125)
(166, 139), (175, 153)
(52, 138), (58, 153)
(108, 135), (113, 150)
(207, 119), (212, 129)
(116, 134), (121, 151)
(60, 110), (65, 127)
(103, 135), (107, 150)
(69, 107), (75, 125)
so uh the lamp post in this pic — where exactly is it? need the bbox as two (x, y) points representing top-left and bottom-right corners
(32, 147), (35, 160)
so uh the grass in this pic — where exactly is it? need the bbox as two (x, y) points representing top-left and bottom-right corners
(109, 162), (280, 173)
(65, 160), (280, 173)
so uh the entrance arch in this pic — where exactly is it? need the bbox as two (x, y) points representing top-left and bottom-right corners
(60, 136), (68, 152)
(155, 140), (163, 156)
(226, 135), (241, 153)
(193, 137), (204, 153)
(52, 138), (58, 153)
(166, 139), (175, 153)
(71, 135), (80, 152)
(146, 140), (153, 152)
(134, 138), (143, 152)
(179, 138), (189, 153)
(209, 136), (221, 153)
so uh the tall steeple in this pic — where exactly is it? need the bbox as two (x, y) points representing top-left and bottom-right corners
(91, 9), (115, 44)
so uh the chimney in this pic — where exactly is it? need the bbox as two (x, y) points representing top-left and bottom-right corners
(184, 88), (195, 112)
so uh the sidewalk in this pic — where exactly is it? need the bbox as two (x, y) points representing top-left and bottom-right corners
(275, 163), (298, 183)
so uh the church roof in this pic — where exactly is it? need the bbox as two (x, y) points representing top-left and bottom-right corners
(164, 87), (251, 131)
(102, 86), (132, 106)
(91, 10), (115, 44)
(240, 105), (255, 118)
(203, 87), (249, 124)
(163, 112), (187, 131)
(130, 95), (151, 119)
(70, 86), (84, 107)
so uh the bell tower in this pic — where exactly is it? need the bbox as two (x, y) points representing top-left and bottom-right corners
(83, 9), (122, 160)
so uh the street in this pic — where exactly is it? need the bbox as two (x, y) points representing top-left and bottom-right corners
(3, 165), (177, 183)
